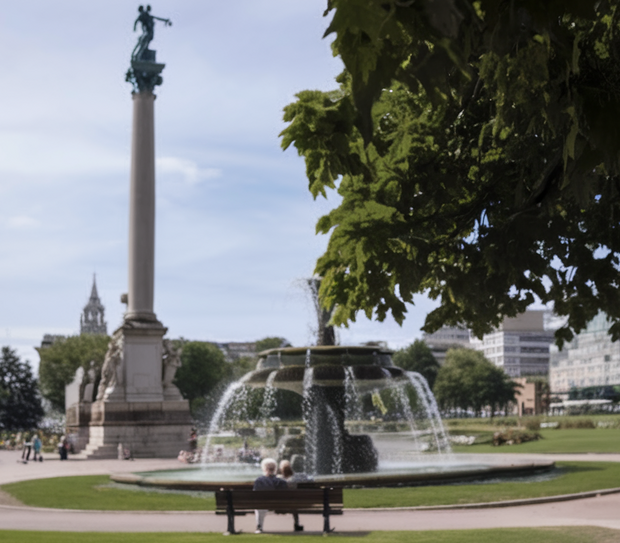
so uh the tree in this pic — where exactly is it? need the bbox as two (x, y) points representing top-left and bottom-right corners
(37, 335), (110, 412)
(281, 1), (620, 345)
(0, 347), (44, 430)
(433, 348), (519, 416)
(392, 339), (440, 389)
(173, 341), (231, 414)
(254, 337), (292, 353)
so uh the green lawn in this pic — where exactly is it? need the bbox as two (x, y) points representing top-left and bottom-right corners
(1, 528), (619, 543)
(4, 461), (620, 510)
(1, 476), (211, 511)
(451, 428), (620, 454)
(344, 461), (620, 508)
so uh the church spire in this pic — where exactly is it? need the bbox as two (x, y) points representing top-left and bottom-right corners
(81, 275), (108, 335)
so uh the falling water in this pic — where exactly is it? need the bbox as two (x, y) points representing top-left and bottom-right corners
(394, 382), (424, 453)
(326, 403), (343, 474)
(201, 373), (252, 464)
(344, 366), (363, 421)
(259, 371), (278, 422)
(305, 348), (311, 368)
(405, 371), (452, 455)
(302, 367), (316, 474)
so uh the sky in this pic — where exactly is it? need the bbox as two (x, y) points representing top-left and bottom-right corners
(0, 1), (440, 372)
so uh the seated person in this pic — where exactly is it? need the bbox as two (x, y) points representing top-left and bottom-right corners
(279, 460), (306, 532)
(253, 457), (287, 533)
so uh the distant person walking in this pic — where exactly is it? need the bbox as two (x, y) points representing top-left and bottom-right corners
(32, 434), (42, 462)
(21, 435), (32, 462)
(253, 458), (287, 533)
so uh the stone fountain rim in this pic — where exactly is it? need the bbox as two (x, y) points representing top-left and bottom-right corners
(110, 459), (556, 491)
(258, 345), (394, 357)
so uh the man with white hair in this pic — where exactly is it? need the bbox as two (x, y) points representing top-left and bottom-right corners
(252, 457), (287, 533)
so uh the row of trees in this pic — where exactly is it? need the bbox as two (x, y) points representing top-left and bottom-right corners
(35, 334), (293, 419)
(393, 339), (520, 416)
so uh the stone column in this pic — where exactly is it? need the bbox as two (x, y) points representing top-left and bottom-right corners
(126, 91), (157, 323)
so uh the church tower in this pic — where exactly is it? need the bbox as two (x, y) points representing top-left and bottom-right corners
(80, 275), (107, 335)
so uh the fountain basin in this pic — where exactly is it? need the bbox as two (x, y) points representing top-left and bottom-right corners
(111, 457), (555, 491)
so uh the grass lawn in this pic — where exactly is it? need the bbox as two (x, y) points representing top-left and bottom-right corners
(4, 461), (620, 510)
(1, 528), (619, 543)
(451, 428), (620, 454)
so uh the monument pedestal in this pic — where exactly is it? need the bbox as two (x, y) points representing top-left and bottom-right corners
(83, 399), (191, 459)
(82, 321), (192, 459)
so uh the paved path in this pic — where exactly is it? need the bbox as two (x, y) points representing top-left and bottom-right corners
(2, 451), (620, 533)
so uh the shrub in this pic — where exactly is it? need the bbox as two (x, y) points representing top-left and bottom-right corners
(493, 428), (541, 446)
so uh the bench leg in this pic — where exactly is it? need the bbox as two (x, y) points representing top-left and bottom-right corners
(225, 491), (236, 535)
(323, 488), (334, 534)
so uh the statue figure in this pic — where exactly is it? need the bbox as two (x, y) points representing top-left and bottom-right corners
(82, 361), (97, 403)
(96, 332), (124, 401)
(162, 339), (182, 388)
(132, 5), (172, 62)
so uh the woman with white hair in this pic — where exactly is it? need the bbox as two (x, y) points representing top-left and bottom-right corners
(252, 457), (287, 533)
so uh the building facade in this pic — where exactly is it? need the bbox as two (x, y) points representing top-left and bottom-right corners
(549, 313), (620, 394)
(422, 326), (471, 365)
(471, 311), (554, 377)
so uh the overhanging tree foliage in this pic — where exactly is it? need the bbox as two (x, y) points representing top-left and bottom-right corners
(0, 347), (44, 430)
(281, 0), (620, 345)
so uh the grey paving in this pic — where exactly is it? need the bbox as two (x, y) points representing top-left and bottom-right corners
(2, 450), (620, 533)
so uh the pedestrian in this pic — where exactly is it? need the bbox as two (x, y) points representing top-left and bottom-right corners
(58, 435), (68, 460)
(32, 434), (42, 462)
(253, 457), (287, 533)
(21, 434), (32, 462)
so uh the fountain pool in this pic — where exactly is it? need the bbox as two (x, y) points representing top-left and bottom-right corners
(112, 346), (554, 489)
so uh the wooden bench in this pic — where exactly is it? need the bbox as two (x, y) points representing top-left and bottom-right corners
(215, 487), (343, 534)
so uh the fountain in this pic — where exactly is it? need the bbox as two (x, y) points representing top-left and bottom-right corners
(113, 345), (554, 490)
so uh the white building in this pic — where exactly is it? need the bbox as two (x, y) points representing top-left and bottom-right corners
(549, 313), (620, 394)
(471, 311), (554, 377)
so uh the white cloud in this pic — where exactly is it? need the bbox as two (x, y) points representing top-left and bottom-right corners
(157, 156), (221, 185)
(6, 215), (39, 229)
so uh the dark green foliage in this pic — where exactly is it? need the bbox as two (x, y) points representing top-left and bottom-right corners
(37, 335), (110, 412)
(174, 342), (231, 413)
(392, 339), (440, 389)
(254, 337), (292, 353)
(281, 1), (620, 346)
(433, 348), (519, 416)
(0, 347), (44, 430)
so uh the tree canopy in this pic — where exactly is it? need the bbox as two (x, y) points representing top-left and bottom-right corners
(254, 337), (292, 353)
(0, 347), (44, 430)
(281, 0), (620, 345)
(37, 334), (110, 412)
(392, 339), (440, 388)
(174, 341), (231, 414)
(433, 348), (519, 416)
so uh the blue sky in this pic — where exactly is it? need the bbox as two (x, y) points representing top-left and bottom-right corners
(0, 1), (439, 372)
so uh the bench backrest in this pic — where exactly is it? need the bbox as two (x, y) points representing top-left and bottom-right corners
(215, 488), (343, 513)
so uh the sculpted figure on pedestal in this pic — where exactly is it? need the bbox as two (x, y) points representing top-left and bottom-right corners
(96, 332), (124, 401)
(132, 5), (172, 62)
(162, 339), (182, 387)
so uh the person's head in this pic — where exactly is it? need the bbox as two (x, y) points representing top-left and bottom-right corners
(279, 460), (293, 479)
(261, 458), (277, 476)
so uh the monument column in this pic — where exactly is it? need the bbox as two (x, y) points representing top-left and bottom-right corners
(82, 7), (190, 459)
(127, 91), (157, 322)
